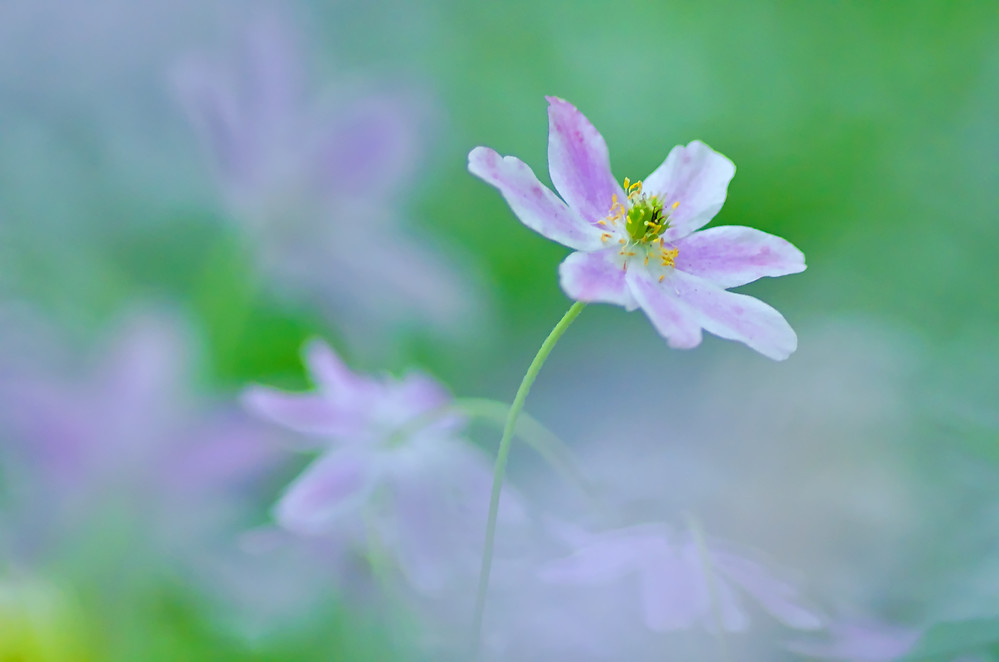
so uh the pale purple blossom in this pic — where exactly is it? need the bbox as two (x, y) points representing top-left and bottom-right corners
(469, 97), (805, 360)
(243, 339), (522, 595)
(174, 13), (483, 339)
(540, 523), (822, 635)
(0, 308), (279, 567)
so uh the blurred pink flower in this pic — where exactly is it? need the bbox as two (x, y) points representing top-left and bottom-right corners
(244, 339), (522, 595)
(174, 13), (484, 340)
(469, 96), (805, 360)
(0, 308), (279, 567)
(540, 522), (822, 634)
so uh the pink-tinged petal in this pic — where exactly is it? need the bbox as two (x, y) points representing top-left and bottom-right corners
(274, 449), (374, 536)
(241, 385), (364, 439)
(468, 147), (605, 251)
(559, 248), (638, 311)
(540, 538), (646, 585)
(642, 141), (736, 241)
(674, 226), (806, 289)
(673, 542), (750, 633)
(625, 269), (704, 350)
(639, 545), (703, 631)
(628, 268), (798, 360)
(311, 91), (422, 199)
(241, 13), (307, 140)
(713, 550), (823, 630)
(302, 339), (362, 393)
(546, 96), (625, 224)
(392, 373), (451, 415)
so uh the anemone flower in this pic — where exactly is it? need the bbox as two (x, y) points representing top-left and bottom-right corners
(244, 340), (523, 594)
(469, 97), (805, 360)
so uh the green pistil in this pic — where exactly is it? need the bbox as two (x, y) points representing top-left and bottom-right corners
(625, 196), (669, 244)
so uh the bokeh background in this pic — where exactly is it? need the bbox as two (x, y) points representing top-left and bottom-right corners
(1, 1), (996, 660)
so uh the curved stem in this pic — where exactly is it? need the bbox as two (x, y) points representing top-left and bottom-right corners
(471, 301), (586, 654)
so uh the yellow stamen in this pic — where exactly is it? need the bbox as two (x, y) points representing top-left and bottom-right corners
(618, 238), (627, 245)
(658, 274), (665, 282)
(601, 233), (612, 242)
(671, 201), (679, 210)
(660, 247), (679, 268)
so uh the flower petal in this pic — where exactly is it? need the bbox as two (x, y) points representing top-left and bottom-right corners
(674, 226), (806, 289)
(559, 248), (638, 311)
(627, 268), (798, 360)
(302, 339), (362, 393)
(546, 96), (625, 224)
(382, 437), (525, 594)
(625, 269), (704, 351)
(642, 141), (736, 241)
(241, 385), (365, 440)
(639, 544), (704, 631)
(713, 550), (824, 630)
(540, 537), (647, 586)
(274, 448), (375, 535)
(468, 147), (605, 251)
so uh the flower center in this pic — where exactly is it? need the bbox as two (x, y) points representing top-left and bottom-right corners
(601, 178), (680, 273)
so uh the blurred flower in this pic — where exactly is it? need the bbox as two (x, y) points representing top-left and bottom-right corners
(468, 96), (804, 360)
(527, 318), (924, 619)
(0, 307), (278, 571)
(540, 522), (822, 635)
(244, 339), (522, 595)
(785, 620), (921, 661)
(173, 12), (484, 341)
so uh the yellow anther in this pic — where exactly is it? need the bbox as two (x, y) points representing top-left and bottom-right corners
(597, 220), (607, 226)
(671, 201), (679, 210)
(618, 238), (627, 245)
(658, 274), (665, 282)
(643, 255), (649, 266)
(659, 247), (679, 268)
(601, 233), (612, 242)
(622, 177), (631, 190)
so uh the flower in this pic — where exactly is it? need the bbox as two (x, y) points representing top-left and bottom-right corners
(468, 97), (805, 360)
(0, 307), (279, 568)
(539, 523), (823, 634)
(243, 339), (522, 594)
(174, 13), (483, 341)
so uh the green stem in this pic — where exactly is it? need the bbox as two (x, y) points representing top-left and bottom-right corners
(471, 301), (586, 654)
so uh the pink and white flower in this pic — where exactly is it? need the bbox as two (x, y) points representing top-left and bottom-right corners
(540, 523), (823, 634)
(469, 97), (805, 360)
(243, 340), (523, 594)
